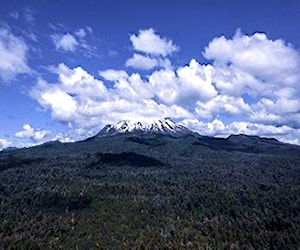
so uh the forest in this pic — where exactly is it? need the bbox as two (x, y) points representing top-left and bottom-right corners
(0, 133), (299, 249)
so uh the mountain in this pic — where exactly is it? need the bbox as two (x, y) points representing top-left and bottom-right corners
(90, 118), (299, 155)
(0, 118), (300, 248)
(96, 118), (192, 137)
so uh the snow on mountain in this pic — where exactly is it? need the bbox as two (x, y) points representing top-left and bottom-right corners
(97, 118), (192, 137)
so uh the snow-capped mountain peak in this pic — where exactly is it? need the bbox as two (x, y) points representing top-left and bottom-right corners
(97, 118), (191, 137)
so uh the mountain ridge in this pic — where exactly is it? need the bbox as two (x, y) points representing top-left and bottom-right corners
(1, 119), (299, 153)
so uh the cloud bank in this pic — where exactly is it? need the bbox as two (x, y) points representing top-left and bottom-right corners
(25, 29), (300, 145)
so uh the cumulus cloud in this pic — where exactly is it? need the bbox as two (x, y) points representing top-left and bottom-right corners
(202, 30), (300, 128)
(54, 63), (107, 98)
(204, 30), (300, 97)
(148, 69), (179, 104)
(28, 29), (300, 145)
(31, 63), (108, 124)
(51, 33), (78, 52)
(0, 139), (12, 150)
(126, 53), (159, 70)
(126, 53), (173, 71)
(195, 95), (251, 119)
(130, 28), (178, 56)
(125, 29), (177, 71)
(176, 60), (217, 102)
(99, 69), (128, 81)
(30, 64), (191, 131)
(204, 30), (300, 87)
(0, 27), (31, 82)
(51, 27), (98, 57)
(15, 124), (51, 142)
(52, 132), (76, 143)
(149, 59), (217, 105)
(31, 80), (78, 122)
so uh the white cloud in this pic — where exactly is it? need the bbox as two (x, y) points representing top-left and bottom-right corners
(52, 132), (76, 143)
(201, 30), (300, 128)
(54, 63), (107, 98)
(75, 28), (86, 39)
(195, 95), (251, 119)
(27, 29), (300, 145)
(111, 73), (153, 101)
(204, 30), (300, 94)
(51, 27), (98, 57)
(130, 28), (178, 56)
(126, 54), (173, 70)
(255, 98), (300, 115)
(126, 53), (159, 70)
(0, 139), (12, 150)
(31, 78), (78, 123)
(0, 27), (31, 82)
(158, 58), (172, 70)
(249, 98), (300, 127)
(210, 65), (262, 96)
(148, 59), (217, 105)
(30, 64), (191, 130)
(15, 124), (51, 142)
(181, 118), (300, 145)
(204, 30), (300, 83)
(176, 59), (217, 102)
(125, 29), (176, 71)
(52, 33), (78, 52)
(148, 69), (179, 104)
(100, 69), (128, 81)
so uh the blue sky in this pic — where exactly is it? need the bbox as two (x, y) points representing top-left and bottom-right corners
(0, 0), (300, 149)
